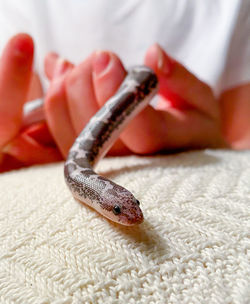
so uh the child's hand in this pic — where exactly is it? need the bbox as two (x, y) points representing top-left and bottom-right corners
(45, 44), (225, 158)
(0, 34), (61, 172)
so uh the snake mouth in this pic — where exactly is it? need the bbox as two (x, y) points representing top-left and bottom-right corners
(118, 210), (144, 226)
(133, 212), (144, 225)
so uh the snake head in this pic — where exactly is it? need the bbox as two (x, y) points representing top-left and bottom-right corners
(111, 196), (144, 226)
(99, 183), (144, 226)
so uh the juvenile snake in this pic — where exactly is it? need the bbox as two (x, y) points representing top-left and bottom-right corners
(24, 66), (158, 225)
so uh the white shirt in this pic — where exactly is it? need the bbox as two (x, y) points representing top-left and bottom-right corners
(0, 0), (249, 95)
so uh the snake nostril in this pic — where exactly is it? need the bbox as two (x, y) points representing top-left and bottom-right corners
(136, 200), (140, 206)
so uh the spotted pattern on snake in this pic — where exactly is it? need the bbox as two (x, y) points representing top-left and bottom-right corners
(64, 66), (158, 225)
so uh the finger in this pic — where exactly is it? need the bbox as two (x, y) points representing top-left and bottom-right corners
(120, 106), (167, 154)
(24, 122), (55, 146)
(118, 93), (223, 151)
(65, 54), (99, 134)
(44, 52), (58, 80)
(160, 105), (224, 149)
(92, 49), (221, 153)
(44, 52), (74, 80)
(0, 33), (34, 148)
(144, 43), (219, 119)
(92, 51), (131, 155)
(26, 72), (43, 101)
(2, 133), (62, 165)
(0, 154), (24, 173)
(92, 51), (166, 154)
(92, 51), (126, 104)
(45, 67), (76, 158)
(219, 83), (250, 149)
(92, 50), (190, 154)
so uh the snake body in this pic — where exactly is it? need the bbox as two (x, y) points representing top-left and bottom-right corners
(24, 66), (158, 225)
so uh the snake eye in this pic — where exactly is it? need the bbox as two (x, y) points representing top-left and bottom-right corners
(113, 205), (121, 215)
(136, 199), (140, 206)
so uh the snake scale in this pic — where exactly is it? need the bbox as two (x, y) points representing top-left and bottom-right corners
(24, 66), (158, 225)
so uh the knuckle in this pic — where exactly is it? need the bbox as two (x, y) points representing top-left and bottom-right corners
(65, 63), (87, 90)
(45, 80), (65, 112)
(66, 68), (79, 88)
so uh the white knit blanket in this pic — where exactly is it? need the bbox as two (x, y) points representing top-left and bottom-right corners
(0, 149), (249, 304)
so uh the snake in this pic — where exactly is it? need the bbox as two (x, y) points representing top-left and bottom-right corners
(23, 66), (158, 225)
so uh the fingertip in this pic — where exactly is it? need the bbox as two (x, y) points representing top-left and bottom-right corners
(93, 51), (111, 78)
(144, 43), (160, 70)
(13, 33), (34, 54)
(45, 52), (74, 80)
(0, 34), (34, 80)
(93, 50), (125, 80)
(46, 52), (59, 62)
(0, 34), (35, 148)
(44, 52), (59, 79)
(54, 57), (74, 77)
(92, 51), (126, 105)
(145, 43), (175, 76)
(7, 33), (34, 64)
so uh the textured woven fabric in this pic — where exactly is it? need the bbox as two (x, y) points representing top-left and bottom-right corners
(0, 149), (249, 304)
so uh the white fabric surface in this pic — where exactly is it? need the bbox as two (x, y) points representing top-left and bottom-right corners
(0, 0), (250, 94)
(0, 149), (249, 303)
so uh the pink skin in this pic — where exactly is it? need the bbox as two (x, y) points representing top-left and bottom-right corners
(1, 33), (250, 173)
(0, 33), (34, 149)
(220, 83), (250, 149)
(45, 44), (226, 159)
(0, 34), (61, 172)
(44, 52), (131, 158)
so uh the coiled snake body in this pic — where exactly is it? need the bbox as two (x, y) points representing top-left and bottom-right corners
(24, 66), (158, 225)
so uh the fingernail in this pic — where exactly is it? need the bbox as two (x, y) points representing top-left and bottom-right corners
(12, 34), (34, 67)
(93, 51), (111, 77)
(155, 44), (174, 76)
(54, 57), (68, 76)
(13, 33), (34, 56)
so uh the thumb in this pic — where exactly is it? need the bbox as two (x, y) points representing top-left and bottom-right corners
(144, 43), (218, 119)
(44, 52), (74, 80)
